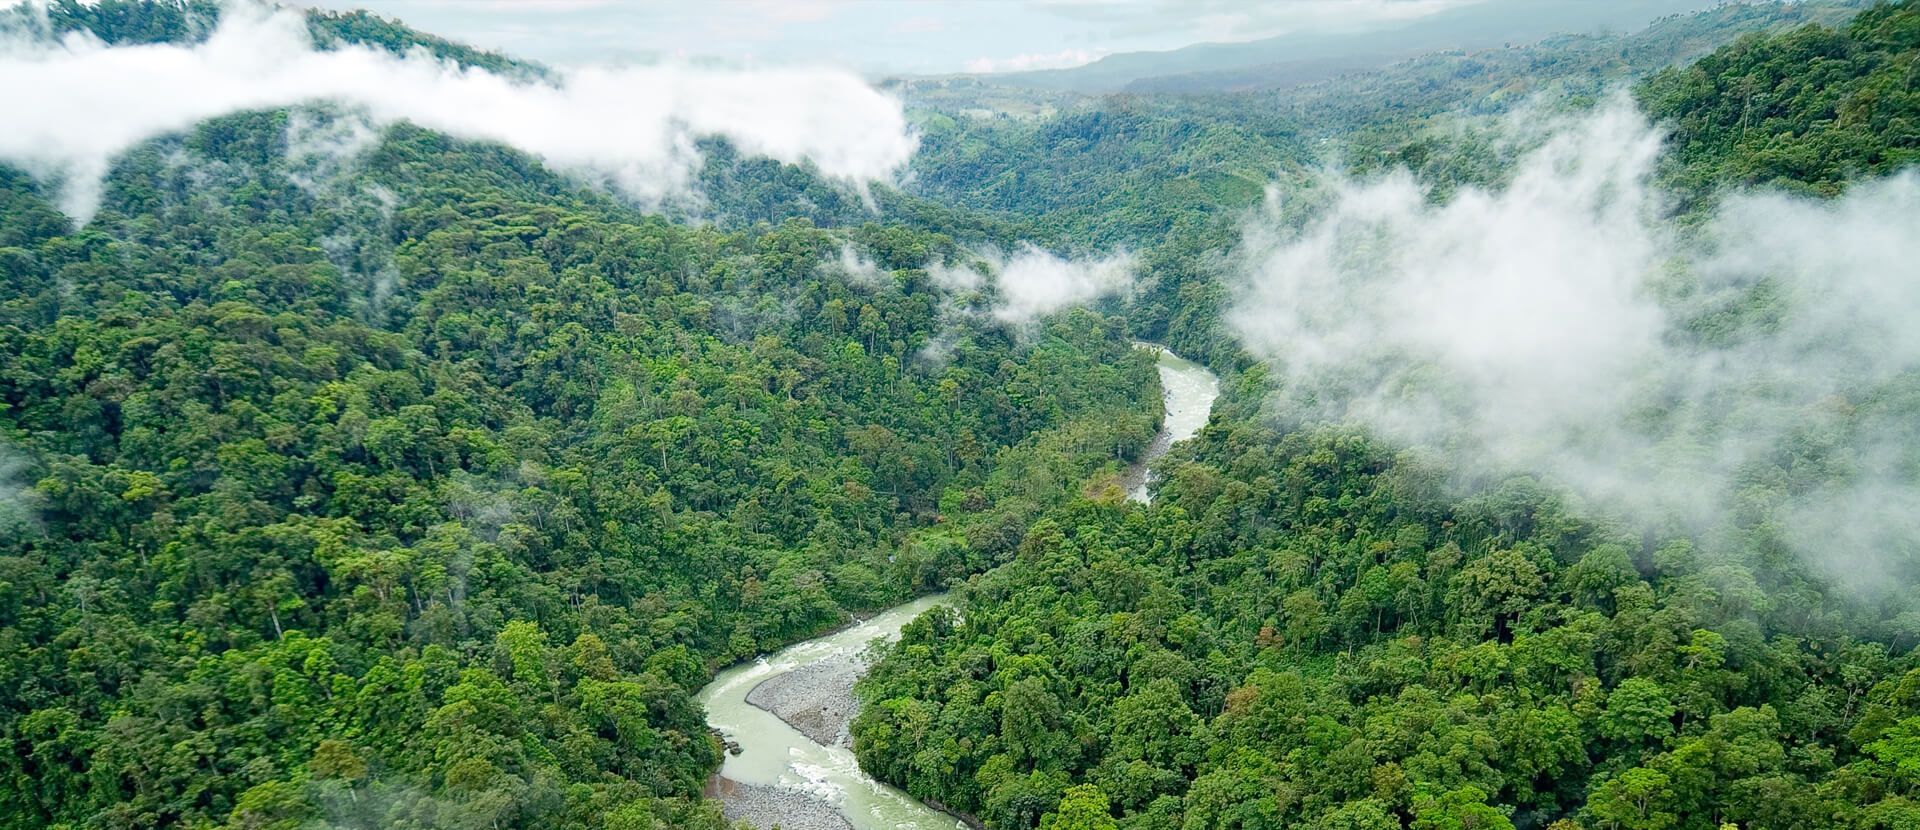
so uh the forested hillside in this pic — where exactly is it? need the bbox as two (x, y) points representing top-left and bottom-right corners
(0, 24), (1157, 829)
(853, 4), (1920, 830)
(898, 0), (1872, 359)
(971, 0), (1722, 95)
(1642, 0), (1920, 195)
(13, 0), (535, 75)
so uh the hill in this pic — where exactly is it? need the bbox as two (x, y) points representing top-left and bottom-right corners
(987, 0), (1722, 94)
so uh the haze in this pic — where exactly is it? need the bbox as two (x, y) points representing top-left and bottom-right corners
(297, 0), (1722, 76)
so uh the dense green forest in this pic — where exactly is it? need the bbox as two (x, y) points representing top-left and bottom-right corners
(3, 0), (1920, 829)
(854, 4), (1920, 830)
(0, 9), (1159, 825)
(0, 128), (1158, 828)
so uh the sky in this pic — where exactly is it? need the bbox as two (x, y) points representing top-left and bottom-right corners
(298, 0), (1490, 76)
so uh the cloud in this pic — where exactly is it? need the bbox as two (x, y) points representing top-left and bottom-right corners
(965, 48), (1108, 74)
(991, 245), (1134, 324)
(1229, 94), (1920, 590)
(0, 3), (916, 220)
(934, 244), (1134, 325)
(913, 245), (1132, 367)
(409, 0), (620, 10)
(744, 0), (846, 24)
(827, 243), (891, 289)
(284, 108), (382, 193)
(0, 444), (37, 539)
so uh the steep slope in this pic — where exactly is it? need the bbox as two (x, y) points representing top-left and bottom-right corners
(1642, 0), (1920, 196)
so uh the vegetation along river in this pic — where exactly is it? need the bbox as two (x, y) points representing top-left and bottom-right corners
(697, 346), (1220, 829)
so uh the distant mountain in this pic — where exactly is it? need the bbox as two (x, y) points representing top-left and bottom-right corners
(989, 0), (1725, 93)
(1129, 1), (1869, 94)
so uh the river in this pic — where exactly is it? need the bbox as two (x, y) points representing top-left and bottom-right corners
(698, 594), (965, 830)
(698, 345), (1220, 829)
(1125, 344), (1222, 503)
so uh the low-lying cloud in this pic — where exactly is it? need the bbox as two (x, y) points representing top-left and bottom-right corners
(827, 242), (892, 289)
(0, 3), (917, 220)
(934, 244), (1134, 325)
(964, 48), (1108, 74)
(912, 244), (1131, 367)
(1230, 95), (1920, 590)
(0, 445), (36, 539)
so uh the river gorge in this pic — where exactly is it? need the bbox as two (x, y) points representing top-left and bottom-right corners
(698, 345), (1220, 829)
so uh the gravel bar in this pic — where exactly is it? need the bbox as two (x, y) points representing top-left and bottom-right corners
(744, 653), (863, 747)
(707, 776), (855, 830)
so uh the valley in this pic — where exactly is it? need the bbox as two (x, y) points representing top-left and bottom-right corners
(702, 344), (1219, 828)
(1, 2), (1918, 830)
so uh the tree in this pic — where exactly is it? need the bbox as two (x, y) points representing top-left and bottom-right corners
(1603, 678), (1678, 747)
(1867, 716), (1920, 790)
(1041, 784), (1118, 830)
(1587, 768), (1677, 830)
(1412, 786), (1515, 830)
(1283, 589), (1328, 650)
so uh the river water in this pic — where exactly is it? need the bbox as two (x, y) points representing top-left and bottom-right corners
(1126, 344), (1222, 503)
(698, 346), (1220, 829)
(698, 594), (965, 829)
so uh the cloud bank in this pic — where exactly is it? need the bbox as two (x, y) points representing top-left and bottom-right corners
(964, 48), (1107, 74)
(1033, 0), (1481, 43)
(0, 3), (917, 220)
(1230, 96), (1920, 589)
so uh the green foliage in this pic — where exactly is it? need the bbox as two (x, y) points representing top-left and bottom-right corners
(899, 3), (1865, 358)
(0, 91), (1155, 829)
(1041, 784), (1118, 830)
(1642, 1), (1920, 198)
(852, 418), (1920, 829)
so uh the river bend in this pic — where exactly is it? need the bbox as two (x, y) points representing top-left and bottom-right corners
(697, 346), (1220, 829)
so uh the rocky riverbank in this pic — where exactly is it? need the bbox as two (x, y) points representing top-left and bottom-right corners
(745, 653), (862, 747)
(696, 593), (977, 828)
(707, 776), (854, 830)
(1121, 425), (1175, 501)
